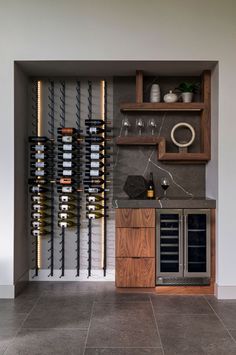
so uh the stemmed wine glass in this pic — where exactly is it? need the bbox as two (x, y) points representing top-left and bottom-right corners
(161, 177), (170, 199)
(136, 118), (145, 136)
(147, 118), (157, 135)
(122, 117), (131, 136)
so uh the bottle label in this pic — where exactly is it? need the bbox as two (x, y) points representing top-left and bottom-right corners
(32, 213), (41, 219)
(90, 161), (99, 168)
(63, 144), (72, 151)
(90, 145), (99, 152)
(63, 153), (72, 159)
(32, 222), (40, 228)
(62, 136), (72, 143)
(59, 222), (68, 228)
(35, 162), (45, 168)
(87, 205), (95, 211)
(89, 127), (97, 134)
(63, 170), (72, 176)
(32, 230), (40, 236)
(35, 170), (45, 176)
(35, 153), (45, 159)
(90, 153), (99, 159)
(87, 196), (96, 202)
(60, 204), (69, 211)
(34, 145), (45, 151)
(32, 196), (40, 202)
(147, 190), (154, 198)
(62, 186), (72, 193)
(90, 170), (99, 177)
(87, 213), (95, 219)
(31, 186), (40, 193)
(88, 188), (98, 193)
(59, 213), (68, 219)
(63, 161), (72, 168)
(60, 196), (69, 202)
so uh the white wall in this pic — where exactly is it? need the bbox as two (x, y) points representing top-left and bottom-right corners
(0, 0), (236, 297)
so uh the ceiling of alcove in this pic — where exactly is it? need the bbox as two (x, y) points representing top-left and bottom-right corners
(16, 60), (217, 77)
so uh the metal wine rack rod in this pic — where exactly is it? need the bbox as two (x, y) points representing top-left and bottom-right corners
(76, 80), (81, 276)
(48, 80), (55, 277)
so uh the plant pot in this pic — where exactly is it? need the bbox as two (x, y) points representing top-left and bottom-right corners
(182, 92), (193, 103)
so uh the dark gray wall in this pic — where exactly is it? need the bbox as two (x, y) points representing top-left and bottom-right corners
(113, 77), (205, 199)
(14, 64), (30, 284)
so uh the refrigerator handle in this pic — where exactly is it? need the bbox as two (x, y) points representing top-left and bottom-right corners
(184, 214), (188, 274)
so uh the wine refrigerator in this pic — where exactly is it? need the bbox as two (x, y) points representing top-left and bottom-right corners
(156, 209), (211, 286)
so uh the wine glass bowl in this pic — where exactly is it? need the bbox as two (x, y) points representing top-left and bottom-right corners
(161, 177), (170, 199)
(136, 118), (145, 136)
(122, 117), (131, 136)
(147, 118), (157, 135)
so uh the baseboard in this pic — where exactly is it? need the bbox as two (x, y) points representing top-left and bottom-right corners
(0, 285), (15, 299)
(216, 284), (236, 299)
(29, 269), (115, 281)
(14, 269), (29, 297)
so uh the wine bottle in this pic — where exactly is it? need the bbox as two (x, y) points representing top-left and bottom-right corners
(30, 152), (54, 160)
(84, 187), (109, 194)
(31, 229), (51, 237)
(83, 178), (106, 185)
(57, 127), (77, 135)
(59, 203), (76, 211)
(84, 136), (111, 143)
(29, 136), (52, 143)
(30, 186), (50, 193)
(59, 195), (76, 203)
(32, 203), (51, 211)
(85, 161), (110, 169)
(85, 119), (111, 126)
(57, 152), (78, 160)
(86, 126), (111, 135)
(31, 195), (50, 203)
(86, 212), (108, 219)
(85, 144), (111, 153)
(30, 169), (53, 177)
(86, 203), (107, 211)
(86, 195), (107, 203)
(57, 177), (76, 185)
(85, 153), (111, 160)
(31, 220), (51, 228)
(58, 161), (77, 169)
(58, 220), (77, 228)
(30, 161), (54, 168)
(58, 212), (76, 219)
(147, 172), (155, 199)
(30, 144), (53, 152)
(31, 211), (51, 219)
(84, 169), (104, 177)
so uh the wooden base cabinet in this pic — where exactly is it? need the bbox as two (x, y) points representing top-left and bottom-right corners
(115, 209), (155, 287)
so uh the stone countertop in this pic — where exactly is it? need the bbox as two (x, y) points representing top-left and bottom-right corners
(113, 197), (216, 209)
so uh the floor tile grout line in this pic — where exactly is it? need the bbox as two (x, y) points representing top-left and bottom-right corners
(2, 293), (43, 355)
(149, 294), (165, 355)
(82, 300), (95, 355)
(204, 296), (236, 345)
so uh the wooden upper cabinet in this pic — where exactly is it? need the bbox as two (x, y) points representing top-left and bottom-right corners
(116, 228), (155, 257)
(115, 209), (155, 228)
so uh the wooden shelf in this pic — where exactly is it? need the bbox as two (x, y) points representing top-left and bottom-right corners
(120, 102), (205, 112)
(115, 136), (210, 164)
(117, 70), (211, 163)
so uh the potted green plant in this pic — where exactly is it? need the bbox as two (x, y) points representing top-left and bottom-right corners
(176, 82), (200, 103)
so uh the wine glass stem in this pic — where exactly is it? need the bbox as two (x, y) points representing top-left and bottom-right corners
(164, 190), (167, 199)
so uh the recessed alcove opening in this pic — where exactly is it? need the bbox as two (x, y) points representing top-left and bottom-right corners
(14, 60), (218, 288)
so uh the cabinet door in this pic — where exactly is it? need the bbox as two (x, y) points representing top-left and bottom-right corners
(116, 258), (155, 287)
(156, 209), (183, 279)
(115, 209), (155, 228)
(184, 209), (210, 277)
(116, 228), (155, 257)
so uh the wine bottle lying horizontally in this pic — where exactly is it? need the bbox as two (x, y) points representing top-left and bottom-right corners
(86, 212), (108, 219)
(84, 119), (111, 126)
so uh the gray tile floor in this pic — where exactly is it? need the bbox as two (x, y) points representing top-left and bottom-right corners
(1, 282), (236, 354)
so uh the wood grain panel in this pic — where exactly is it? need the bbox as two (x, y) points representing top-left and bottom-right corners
(115, 209), (155, 228)
(116, 258), (155, 287)
(116, 228), (155, 257)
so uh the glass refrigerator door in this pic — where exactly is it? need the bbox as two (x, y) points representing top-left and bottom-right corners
(184, 209), (210, 277)
(157, 210), (183, 278)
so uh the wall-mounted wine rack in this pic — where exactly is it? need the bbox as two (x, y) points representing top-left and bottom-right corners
(28, 78), (112, 279)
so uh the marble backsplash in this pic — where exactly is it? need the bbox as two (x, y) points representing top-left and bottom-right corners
(113, 76), (205, 199)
